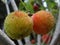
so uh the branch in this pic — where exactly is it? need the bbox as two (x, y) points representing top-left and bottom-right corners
(37, 35), (41, 45)
(50, 1), (60, 45)
(10, 0), (18, 11)
(0, 29), (15, 45)
(5, 3), (10, 14)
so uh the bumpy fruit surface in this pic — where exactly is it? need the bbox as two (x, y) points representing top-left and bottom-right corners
(4, 11), (33, 39)
(32, 10), (55, 35)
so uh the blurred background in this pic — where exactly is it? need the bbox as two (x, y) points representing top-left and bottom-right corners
(0, 0), (59, 45)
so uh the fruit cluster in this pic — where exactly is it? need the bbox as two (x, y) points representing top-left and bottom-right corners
(4, 10), (55, 40)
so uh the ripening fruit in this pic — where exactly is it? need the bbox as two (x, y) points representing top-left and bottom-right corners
(4, 11), (33, 39)
(42, 34), (52, 44)
(32, 10), (55, 35)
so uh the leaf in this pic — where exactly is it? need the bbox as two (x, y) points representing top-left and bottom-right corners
(19, 2), (24, 10)
(25, 2), (34, 13)
(19, 0), (34, 14)
(39, 6), (46, 10)
(35, 0), (42, 5)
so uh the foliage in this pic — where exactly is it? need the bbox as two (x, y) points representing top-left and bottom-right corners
(19, 0), (58, 16)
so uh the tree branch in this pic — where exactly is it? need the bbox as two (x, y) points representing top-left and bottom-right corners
(50, 1), (60, 45)
(0, 29), (15, 45)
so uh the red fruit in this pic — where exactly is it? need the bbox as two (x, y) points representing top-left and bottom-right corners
(33, 3), (39, 11)
(31, 39), (35, 44)
(32, 10), (55, 35)
(42, 34), (52, 44)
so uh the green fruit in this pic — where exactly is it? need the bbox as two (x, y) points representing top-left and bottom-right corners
(4, 11), (33, 39)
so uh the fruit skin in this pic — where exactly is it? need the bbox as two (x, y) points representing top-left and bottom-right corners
(4, 11), (33, 39)
(42, 34), (52, 44)
(32, 10), (55, 35)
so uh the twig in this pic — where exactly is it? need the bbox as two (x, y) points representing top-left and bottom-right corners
(50, 0), (60, 45)
(24, 36), (32, 45)
(17, 40), (23, 45)
(37, 35), (41, 45)
(0, 29), (15, 45)
(5, 3), (10, 14)
(10, 0), (18, 11)
(1, 0), (10, 14)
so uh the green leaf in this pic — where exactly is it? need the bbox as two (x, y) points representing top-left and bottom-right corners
(25, 2), (34, 13)
(19, 2), (24, 10)
(39, 6), (46, 10)
(35, 0), (42, 5)
(19, 0), (34, 14)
